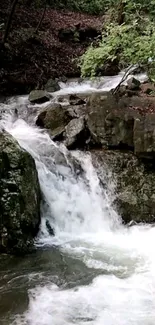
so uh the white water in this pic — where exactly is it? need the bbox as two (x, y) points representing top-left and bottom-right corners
(1, 76), (155, 325)
(55, 71), (148, 95)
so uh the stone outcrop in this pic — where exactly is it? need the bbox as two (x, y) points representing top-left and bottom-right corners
(134, 115), (155, 159)
(91, 150), (155, 224)
(86, 93), (137, 148)
(0, 131), (40, 254)
(86, 93), (155, 158)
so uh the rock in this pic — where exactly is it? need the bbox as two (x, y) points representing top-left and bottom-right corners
(141, 82), (155, 95)
(29, 90), (50, 104)
(46, 220), (54, 236)
(126, 89), (139, 97)
(69, 94), (86, 106)
(134, 114), (155, 159)
(36, 103), (72, 139)
(44, 78), (60, 93)
(0, 131), (40, 254)
(57, 94), (70, 104)
(117, 85), (127, 97)
(104, 111), (134, 148)
(127, 77), (141, 90)
(86, 93), (138, 148)
(91, 150), (155, 224)
(59, 76), (68, 83)
(96, 59), (120, 76)
(64, 117), (89, 149)
(57, 92), (89, 110)
(86, 93), (155, 156)
(144, 88), (153, 95)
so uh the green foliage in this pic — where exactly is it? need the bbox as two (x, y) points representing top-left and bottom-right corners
(80, 1), (155, 79)
(124, 0), (155, 16)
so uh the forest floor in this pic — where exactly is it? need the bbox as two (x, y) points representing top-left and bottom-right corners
(0, 1), (103, 95)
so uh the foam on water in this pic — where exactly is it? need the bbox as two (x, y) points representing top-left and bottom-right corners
(1, 75), (155, 325)
(13, 272), (155, 325)
(54, 71), (148, 95)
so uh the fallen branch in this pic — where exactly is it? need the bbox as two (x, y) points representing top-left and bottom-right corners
(112, 64), (139, 95)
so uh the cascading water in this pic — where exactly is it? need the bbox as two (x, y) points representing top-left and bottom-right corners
(1, 75), (155, 325)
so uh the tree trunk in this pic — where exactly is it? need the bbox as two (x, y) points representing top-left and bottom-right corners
(117, 0), (125, 25)
(3, 0), (19, 45)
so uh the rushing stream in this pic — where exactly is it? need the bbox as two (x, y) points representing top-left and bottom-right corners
(1, 73), (155, 325)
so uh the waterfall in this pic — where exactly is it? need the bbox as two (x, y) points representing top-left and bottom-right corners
(0, 112), (121, 242)
(1, 79), (155, 325)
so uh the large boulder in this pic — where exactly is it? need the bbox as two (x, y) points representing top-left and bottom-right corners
(86, 93), (138, 148)
(0, 131), (40, 254)
(91, 150), (155, 224)
(36, 101), (88, 142)
(86, 93), (155, 158)
(36, 103), (73, 139)
(29, 90), (50, 104)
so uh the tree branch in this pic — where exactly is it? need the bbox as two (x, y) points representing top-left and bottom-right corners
(34, 1), (47, 35)
(112, 64), (139, 95)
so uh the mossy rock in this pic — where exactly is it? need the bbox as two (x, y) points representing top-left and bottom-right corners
(0, 131), (41, 254)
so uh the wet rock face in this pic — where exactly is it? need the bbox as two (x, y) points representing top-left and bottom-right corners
(64, 117), (89, 149)
(86, 93), (155, 158)
(86, 93), (137, 148)
(0, 131), (41, 254)
(35, 91), (155, 157)
(91, 150), (155, 224)
(134, 115), (155, 159)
